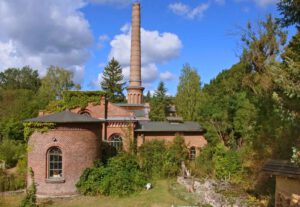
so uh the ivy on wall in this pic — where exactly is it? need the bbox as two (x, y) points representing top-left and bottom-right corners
(45, 91), (106, 112)
(23, 122), (56, 141)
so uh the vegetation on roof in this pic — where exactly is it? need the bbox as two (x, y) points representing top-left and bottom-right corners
(45, 91), (106, 112)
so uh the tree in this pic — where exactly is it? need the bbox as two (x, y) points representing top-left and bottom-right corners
(271, 31), (300, 119)
(241, 15), (287, 74)
(277, 0), (300, 28)
(175, 64), (202, 121)
(0, 66), (41, 92)
(149, 81), (168, 121)
(143, 90), (151, 103)
(240, 15), (287, 95)
(39, 66), (80, 101)
(101, 58), (125, 103)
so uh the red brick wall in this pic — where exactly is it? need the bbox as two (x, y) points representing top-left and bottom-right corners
(71, 97), (134, 119)
(27, 123), (101, 197)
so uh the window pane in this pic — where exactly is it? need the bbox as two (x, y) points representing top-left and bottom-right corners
(48, 147), (62, 178)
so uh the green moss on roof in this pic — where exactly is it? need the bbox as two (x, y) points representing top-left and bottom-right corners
(45, 91), (106, 112)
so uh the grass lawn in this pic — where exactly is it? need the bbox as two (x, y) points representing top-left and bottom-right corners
(0, 180), (191, 207)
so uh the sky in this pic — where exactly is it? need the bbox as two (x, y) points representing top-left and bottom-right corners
(0, 0), (296, 95)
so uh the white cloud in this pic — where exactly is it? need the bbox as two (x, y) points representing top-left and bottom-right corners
(0, 0), (93, 84)
(253, 0), (277, 6)
(88, 0), (132, 6)
(97, 34), (110, 49)
(168, 2), (210, 19)
(168, 3), (189, 15)
(89, 72), (103, 89)
(160, 71), (174, 81)
(107, 24), (182, 86)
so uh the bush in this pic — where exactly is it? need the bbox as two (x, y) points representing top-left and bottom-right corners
(139, 135), (188, 178)
(76, 153), (147, 196)
(193, 145), (215, 177)
(213, 144), (243, 181)
(0, 139), (26, 168)
(138, 140), (167, 177)
(163, 135), (188, 177)
(20, 168), (37, 207)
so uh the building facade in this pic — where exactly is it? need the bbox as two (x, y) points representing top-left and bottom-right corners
(26, 3), (207, 197)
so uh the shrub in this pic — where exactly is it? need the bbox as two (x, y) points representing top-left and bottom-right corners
(139, 135), (189, 178)
(76, 153), (147, 196)
(0, 139), (26, 168)
(193, 145), (215, 177)
(138, 140), (167, 177)
(212, 144), (243, 181)
(163, 134), (188, 177)
(20, 168), (36, 207)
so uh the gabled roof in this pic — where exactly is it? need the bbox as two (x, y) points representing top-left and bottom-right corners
(263, 159), (300, 178)
(25, 111), (102, 123)
(135, 121), (205, 132)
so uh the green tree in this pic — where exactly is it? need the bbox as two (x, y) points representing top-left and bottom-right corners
(241, 15), (287, 74)
(149, 81), (168, 121)
(0, 67), (41, 92)
(101, 58), (125, 103)
(271, 31), (300, 119)
(0, 89), (40, 141)
(143, 90), (151, 103)
(175, 64), (202, 121)
(39, 66), (80, 102)
(277, 0), (300, 28)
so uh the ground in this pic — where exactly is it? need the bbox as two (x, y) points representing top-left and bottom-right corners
(0, 180), (190, 207)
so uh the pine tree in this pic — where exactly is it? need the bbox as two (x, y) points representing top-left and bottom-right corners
(175, 64), (202, 121)
(101, 58), (125, 103)
(144, 90), (151, 103)
(149, 81), (168, 121)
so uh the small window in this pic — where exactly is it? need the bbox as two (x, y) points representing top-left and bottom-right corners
(108, 134), (123, 151)
(48, 147), (62, 178)
(189, 147), (196, 160)
(79, 111), (91, 117)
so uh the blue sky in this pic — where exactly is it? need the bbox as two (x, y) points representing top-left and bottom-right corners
(0, 0), (296, 95)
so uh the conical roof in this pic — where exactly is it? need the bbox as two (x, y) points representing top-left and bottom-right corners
(25, 111), (102, 123)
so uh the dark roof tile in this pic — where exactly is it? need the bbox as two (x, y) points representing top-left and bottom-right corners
(135, 121), (205, 132)
(25, 111), (102, 123)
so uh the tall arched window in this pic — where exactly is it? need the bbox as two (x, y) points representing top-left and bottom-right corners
(108, 134), (123, 151)
(48, 147), (62, 178)
(189, 147), (196, 160)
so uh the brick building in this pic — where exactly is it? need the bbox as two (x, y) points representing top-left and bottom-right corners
(26, 3), (207, 197)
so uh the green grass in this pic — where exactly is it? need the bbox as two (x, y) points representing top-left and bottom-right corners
(0, 180), (190, 207)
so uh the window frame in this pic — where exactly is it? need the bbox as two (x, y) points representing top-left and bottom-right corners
(107, 134), (123, 151)
(189, 146), (196, 160)
(47, 147), (63, 180)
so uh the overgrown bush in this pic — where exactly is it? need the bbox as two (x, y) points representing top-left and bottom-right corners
(193, 145), (215, 177)
(139, 135), (188, 178)
(163, 135), (188, 177)
(76, 153), (147, 196)
(138, 140), (167, 177)
(0, 156), (27, 192)
(20, 168), (37, 207)
(213, 144), (243, 181)
(0, 139), (26, 168)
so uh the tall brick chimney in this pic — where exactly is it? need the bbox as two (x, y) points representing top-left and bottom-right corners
(127, 3), (144, 104)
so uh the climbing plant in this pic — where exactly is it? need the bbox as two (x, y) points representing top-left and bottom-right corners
(23, 122), (55, 141)
(45, 91), (106, 112)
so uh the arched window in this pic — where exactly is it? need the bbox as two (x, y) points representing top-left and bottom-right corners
(79, 111), (91, 117)
(48, 147), (62, 178)
(189, 147), (196, 160)
(108, 134), (123, 151)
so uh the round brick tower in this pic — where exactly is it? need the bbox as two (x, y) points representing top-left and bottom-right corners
(26, 111), (102, 197)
